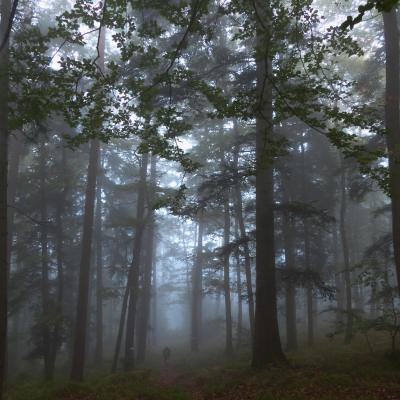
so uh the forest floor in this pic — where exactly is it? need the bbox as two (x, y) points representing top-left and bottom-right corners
(6, 341), (400, 400)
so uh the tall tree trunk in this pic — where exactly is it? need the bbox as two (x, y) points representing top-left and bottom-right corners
(7, 134), (23, 266)
(191, 209), (204, 352)
(0, 0), (11, 396)
(38, 144), (52, 380)
(234, 217), (242, 348)
(340, 161), (352, 344)
(111, 282), (129, 373)
(300, 141), (314, 347)
(281, 182), (297, 352)
(70, 139), (100, 381)
(5, 135), (22, 378)
(49, 185), (65, 379)
(136, 155), (156, 363)
(222, 185), (233, 356)
(94, 158), (103, 364)
(333, 223), (344, 322)
(124, 153), (148, 371)
(151, 244), (157, 346)
(252, 0), (286, 367)
(70, 23), (105, 381)
(383, 8), (400, 293)
(233, 131), (255, 341)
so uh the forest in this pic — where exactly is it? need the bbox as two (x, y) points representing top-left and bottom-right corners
(1, 0), (400, 399)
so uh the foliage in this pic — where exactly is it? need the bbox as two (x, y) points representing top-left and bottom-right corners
(341, 0), (399, 30)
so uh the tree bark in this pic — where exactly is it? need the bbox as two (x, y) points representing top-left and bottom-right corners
(222, 184), (233, 356)
(191, 209), (204, 352)
(38, 143), (52, 380)
(151, 243), (157, 346)
(94, 157), (103, 364)
(383, 8), (400, 293)
(7, 134), (23, 267)
(252, 0), (286, 367)
(340, 161), (353, 344)
(234, 217), (243, 348)
(233, 132), (255, 342)
(124, 152), (148, 371)
(49, 172), (65, 379)
(70, 138), (100, 381)
(281, 180), (297, 352)
(70, 22), (105, 381)
(300, 141), (314, 347)
(111, 282), (129, 373)
(0, 0), (11, 396)
(136, 155), (156, 363)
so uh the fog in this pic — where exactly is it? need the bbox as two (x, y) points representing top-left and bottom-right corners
(1, 0), (400, 399)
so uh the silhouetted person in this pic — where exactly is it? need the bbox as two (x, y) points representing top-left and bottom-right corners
(162, 346), (171, 365)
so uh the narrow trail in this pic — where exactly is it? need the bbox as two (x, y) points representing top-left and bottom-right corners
(157, 364), (205, 400)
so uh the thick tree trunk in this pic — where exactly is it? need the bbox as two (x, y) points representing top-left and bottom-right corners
(0, 0), (11, 396)
(136, 155), (156, 363)
(383, 8), (400, 293)
(252, 0), (286, 367)
(124, 153), (148, 371)
(340, 162), (353, 344)
(191, 209), (204, 352)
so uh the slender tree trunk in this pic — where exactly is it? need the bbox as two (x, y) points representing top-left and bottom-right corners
(222, 185), (233, 356)
(70, 139), (100, 381)
(281, 185), (297, 352)
(340, 162), (353, 344)
(70, 23), (105, 381)
(234, 218), (242, 348)
(124, 153), (148, 371)
(191, 209), (204, 352)
(7, 134), (23, 266)
(233, 133), (255, 341)
(151, 240), (157, 346)
(45, 145), (67, 380)
(383, 8), (400, 293)
(300, 141), (314, 347)
(49, 187), (65, 379)
(0, 0), (11, 396)
(333, 223), (344, 322)
(252, 0), (286, 367)
(38, 144), (52, 380)
(5, 136), (22, 378)
(136, 155), (156, 363)
(111, 282), (129, 373)
(304, 223), (313, 346)
(94, 158), (103, 364)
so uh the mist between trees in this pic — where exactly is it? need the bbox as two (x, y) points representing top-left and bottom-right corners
(1, 0), (400, 399)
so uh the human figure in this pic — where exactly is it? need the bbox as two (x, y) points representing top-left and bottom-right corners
(162, 346), (171, 365)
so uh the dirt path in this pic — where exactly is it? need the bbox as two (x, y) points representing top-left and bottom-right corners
(157, 365), (205, 400)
